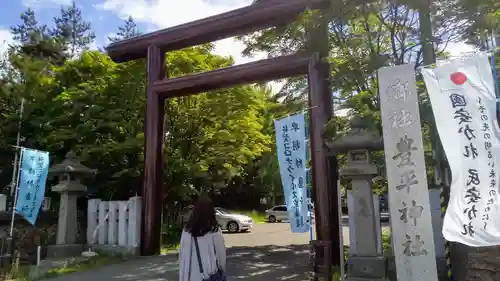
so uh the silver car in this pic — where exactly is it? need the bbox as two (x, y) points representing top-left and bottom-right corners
(265, 204), (314, 223)
(177, 206), (253, 233)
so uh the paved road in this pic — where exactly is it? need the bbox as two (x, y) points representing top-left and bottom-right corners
(43, 222), (389, 281)
(223, 219), (390, 248)
(223, 222), (318, 247)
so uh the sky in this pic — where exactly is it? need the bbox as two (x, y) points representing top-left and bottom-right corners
(0, 0), (268, 63)
(0, 0), (476, 94)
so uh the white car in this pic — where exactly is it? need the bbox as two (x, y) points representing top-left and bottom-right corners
(177, 206), (253, 233)
(265, 204), (314, 223)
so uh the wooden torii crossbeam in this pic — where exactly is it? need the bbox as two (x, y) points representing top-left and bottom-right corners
(106, 1), (340, 277)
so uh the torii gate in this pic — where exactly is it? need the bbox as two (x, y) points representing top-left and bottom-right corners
(106, 0), (340, 277)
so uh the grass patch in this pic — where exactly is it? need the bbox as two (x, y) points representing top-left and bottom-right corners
(161, 243), (180, 254)
(161, 224), (182, 254)
(230, 209), (267, 224)
(381, 228), (392, 256)
(41, 255), (126, 279)
(5, 254), (128, 281)
(4, 265), (30, 281)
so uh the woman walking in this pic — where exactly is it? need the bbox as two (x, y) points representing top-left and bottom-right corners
(179, 195), (227, 281)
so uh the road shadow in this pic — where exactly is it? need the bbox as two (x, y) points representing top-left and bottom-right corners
(42, 245), (312, 281)
(225, 244), (311, 280)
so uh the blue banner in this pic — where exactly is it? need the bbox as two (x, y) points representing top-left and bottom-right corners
(15, 148), (50, 225)
(275, 113), (309, 233)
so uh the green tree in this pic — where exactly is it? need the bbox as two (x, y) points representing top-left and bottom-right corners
(11, 8), (44, 43)
(108, 16), (142, 43)
(0, 46), (275, 203)
(238, 2), (469, 193)
(228, 86), (286, 207)
(162, 46), (273, 199)
(456, 0), (499, 47)
(1, 10), (281, 211)
(51, 1), (96, 56)
(10, 9), (66, 63)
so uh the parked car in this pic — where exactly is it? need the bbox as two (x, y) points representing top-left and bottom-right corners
(265, 204), (314, 223)
(177, 206), (253, 233)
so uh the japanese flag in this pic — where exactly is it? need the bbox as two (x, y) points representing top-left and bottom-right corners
(422, 54), (500, 247)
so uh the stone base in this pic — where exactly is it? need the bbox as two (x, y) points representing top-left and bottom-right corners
(47, 244), (85, 259)
(89, 244), (140, 256)
(347, 256), (387, 279)
(387, 256), (448, 281)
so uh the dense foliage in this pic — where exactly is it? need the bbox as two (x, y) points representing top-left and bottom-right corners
(241, 0), (500, 193)
(0, 0), (498, 213)
(0, 6), (283, 211)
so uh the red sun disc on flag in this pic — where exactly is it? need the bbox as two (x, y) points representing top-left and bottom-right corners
(450, 72), (467, 85)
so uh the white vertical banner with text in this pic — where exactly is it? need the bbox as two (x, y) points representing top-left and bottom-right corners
(422, 54), (500, 246)
(275, 113), (309, 233)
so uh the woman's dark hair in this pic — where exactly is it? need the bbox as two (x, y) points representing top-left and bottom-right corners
(185, 195), (219, 237)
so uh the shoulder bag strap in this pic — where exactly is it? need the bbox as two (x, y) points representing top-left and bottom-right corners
(193, 236), (204, 274)
(212, 233), (220, 268)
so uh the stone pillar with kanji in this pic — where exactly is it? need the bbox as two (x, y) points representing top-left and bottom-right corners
(47, 151), (96, 258)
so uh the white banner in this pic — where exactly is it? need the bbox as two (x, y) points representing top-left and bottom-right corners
(422, 55), (500, 246)
(274, 113), (309, 233)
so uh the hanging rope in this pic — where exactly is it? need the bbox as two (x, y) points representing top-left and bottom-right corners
(439, 167), (453, 281)
(304, 112), (313, 242)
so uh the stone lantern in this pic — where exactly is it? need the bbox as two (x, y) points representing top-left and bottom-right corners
(326, 117), (386, 281)
(47, 151), (96, 258)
